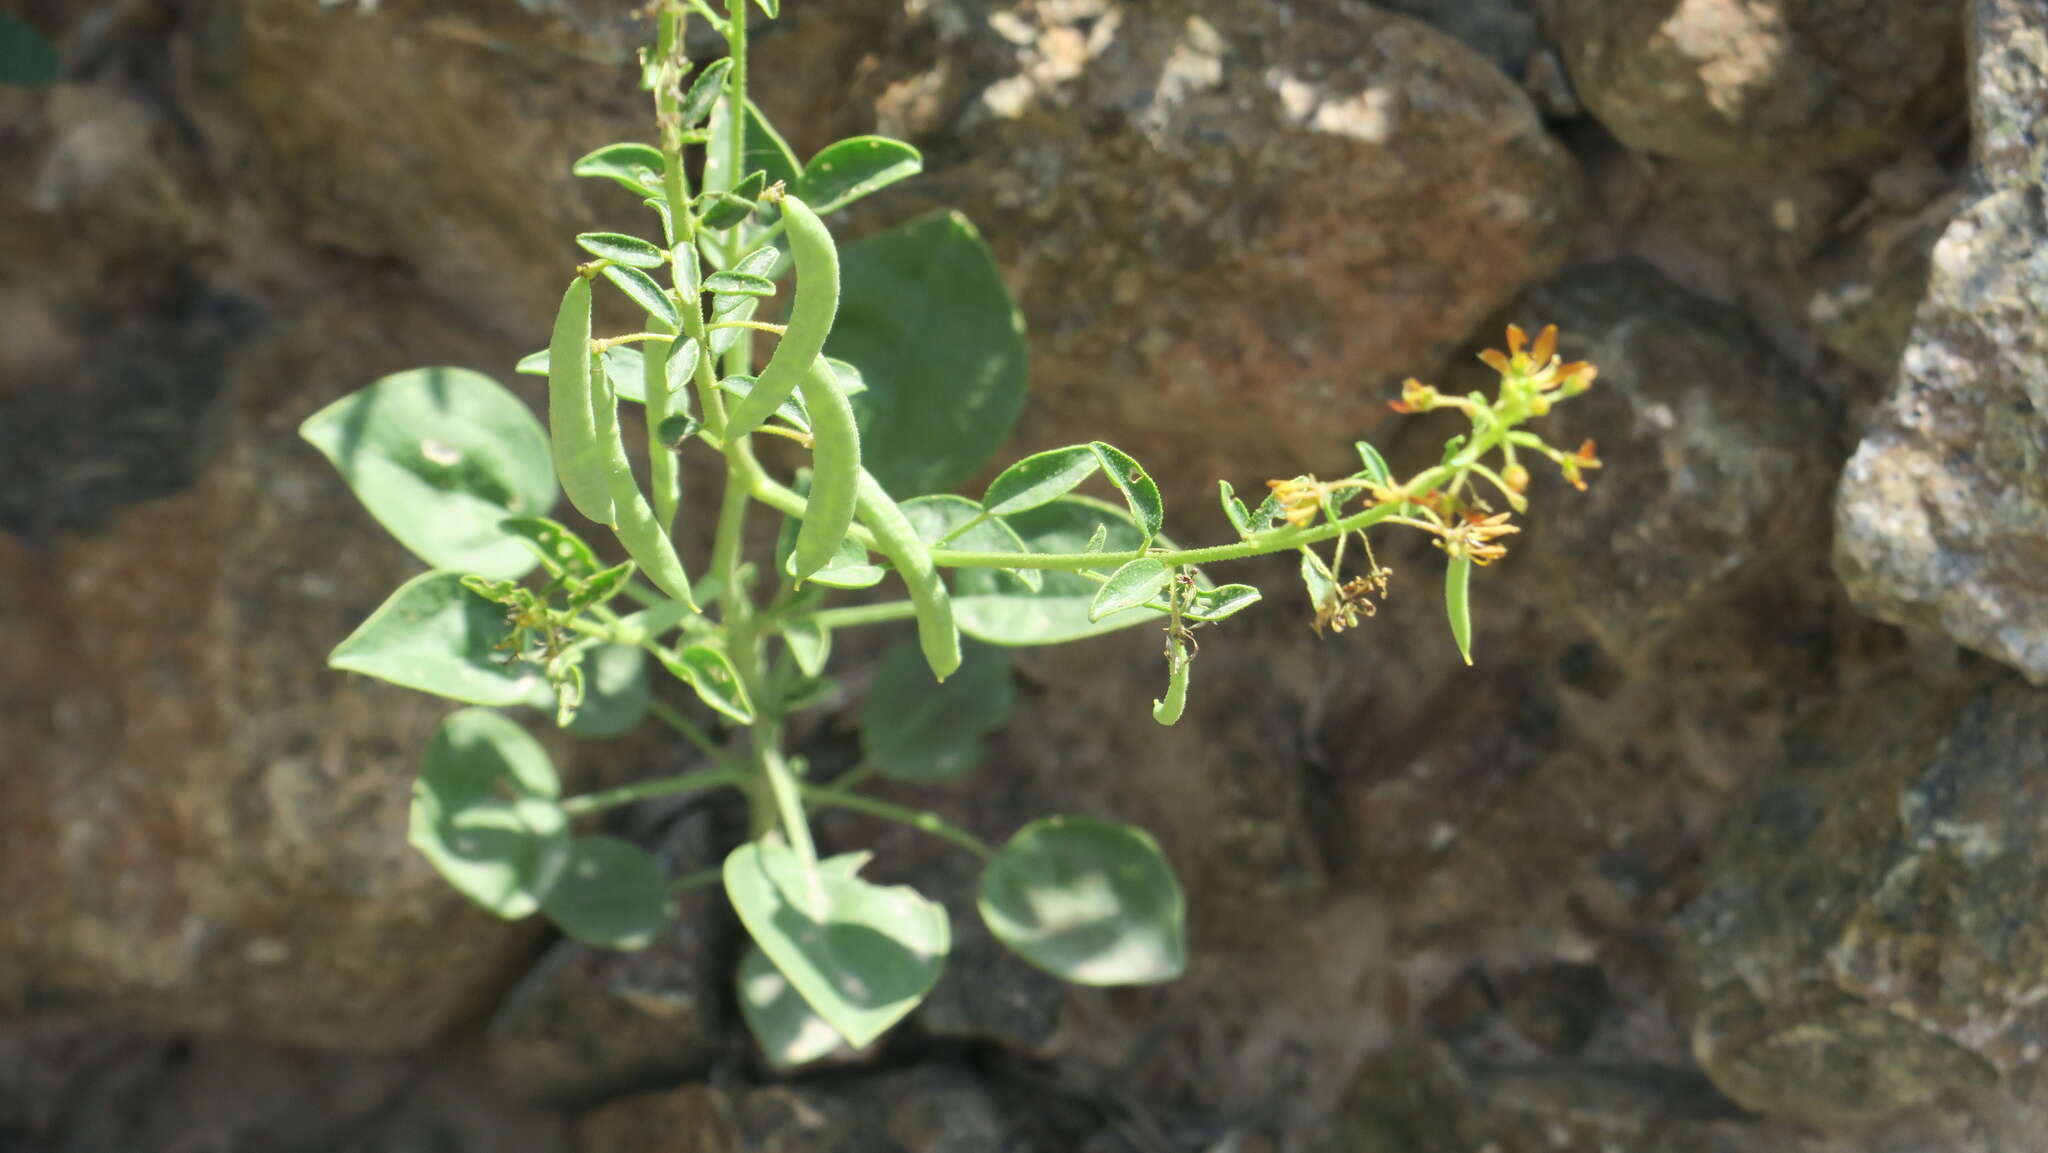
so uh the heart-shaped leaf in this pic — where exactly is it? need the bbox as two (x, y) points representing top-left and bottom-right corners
(978, 816), (1185, 986)
(300, 367), (557, 579)
(540, 835), (670, 949)
(860, 640), (1014, 784)
(736, 943), (857, 1068)
(799, 136), (923, 214)
(725, 842), (950, 1048)
(331, 572), (549, 707)
(410, 708), (568, 919)
(833, 211), (1027, 498)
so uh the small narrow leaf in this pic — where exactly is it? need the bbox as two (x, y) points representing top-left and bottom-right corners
(782, 617), (831, 679)
(719, 374), (809, 432)
(703, 270), (776, 296)
(1089, 442), (1164, 542)
(978, 817), (1186, 985)
(1090, 557), (1172, 623)
(709, 245), (782, 357)
(499, 516), (602, 579)
(1218, 479), (1255, 538)
(860, 641), (1015, 784)
(573, 142), (666, 197)
(1178, 583), (1261, 622)
(799, 136), (924, 214)
(824, 357), (866, 396)
(576, 231), (666, 268)
(1445, 554), (1474, 666)
(1354, 441), (1393, 487)
(698, 171), (765, 230)
(602, 265), (682, 330)
(679, 58), (733, 127)
(984, 445), (1100, 518)
(658, 643), (756, 724)
(540, 835), (670, 949)
(665, 337), (701, 401)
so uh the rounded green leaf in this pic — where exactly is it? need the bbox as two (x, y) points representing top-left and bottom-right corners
(563, 644), (650, 738)
(540, 835), (670, 949)
(737, 944), (856, 1068)
(330, 571), (549, 706)
(410, 708), (568, 919)
(799, 136), (924, 214)
(978, 816), (1186, 986)
(576, 231), (666, 268)
(0, 14), (59, 88)
(299, 367), (557, 579)
(860, 640), (1014, 784)
(953, 497), (1169, 646)
(984, 445), (1101, 518)
(725, 842), (950, 1048)
(832, 211), (1027, 498)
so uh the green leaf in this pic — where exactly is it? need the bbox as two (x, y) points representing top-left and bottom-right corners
(984, 445), (1100, 518)
(679, 58), (732, 127)
(978, 816), (1185, 986)
(1176, 583), (1261, 622)
(563, 560), (636, 614)
(860, 640), (1015, 784)
(1090, 557), (1172, 623)
(725, 842), (950, 1048)
(737, 944), (856, 1068)
(799, 136), (924, 214)
(901, 493), (1040, 593)
(702, 269), (776, 296)
(824, 357), (867, 397)
(698, 171), (766, 230)
(330, 572), (549, 706)
(516, 346), (655, 405)
(1446, 554), (1474, 667)
(709, 245), (781, 357)
(750, 0), (780, 17)
(782, 617), (831, 679)
(1300, 553), (1335, 614)
(300, 367), (556, 579)
(719, 374), (809, 433)
(705, 98), (800, 195)
(833, 212), (1027, 498)
(602, 265), (681, 330)
(540, 835), (670, 949)
(573, 142), (667, 198)
(657, 643), (755, 724)
(1218, 480), (1255, 537)
(563, 644), (650, 738)
(0, 15), (59, 88)
(576, 232), (665, 268)
(1354, 441), (1392, 487)
(1088, 442), (1163, 542)
(410, 708), (568, 919)
(498, 515), (602, 579)
(794, 536), (885, 589)
(953, 497), (1168, 646)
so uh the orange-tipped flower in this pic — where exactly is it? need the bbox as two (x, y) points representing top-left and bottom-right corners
(1390, 377), (1439, 415)
(1266, 476), (1326, 528)
(1560, 439), (1603, 491)
(1530, 324), (1558, 365)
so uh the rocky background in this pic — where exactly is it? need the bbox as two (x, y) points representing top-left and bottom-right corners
(3, 0), (2046, 1149)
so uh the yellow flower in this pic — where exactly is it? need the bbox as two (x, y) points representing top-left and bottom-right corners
(1265, 476), (1326, 528)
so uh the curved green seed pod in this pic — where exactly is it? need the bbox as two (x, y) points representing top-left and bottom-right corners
(724, 195), (839, 439)
(591, 349), (698, 611)
(1152, 640), (1190, 726)
(548, 276), (616, 525)
(854, 470), (960, 681)
(789, 357), (861, 583)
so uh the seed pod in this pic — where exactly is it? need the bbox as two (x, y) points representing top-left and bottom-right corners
(789, 357), (861, 582)
(590, 348), (698, 611)
(548, 276), (616, 525)
(1152, 641), (1190, 726)
(854, 471), (960, 681)
(723, 195), (839, 439)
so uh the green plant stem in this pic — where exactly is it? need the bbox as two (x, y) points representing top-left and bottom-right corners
(562, 765), (749, 816)
(671, 865), (725, 894)
(647, 697), (741, 769)
(799, 783), (993, 860)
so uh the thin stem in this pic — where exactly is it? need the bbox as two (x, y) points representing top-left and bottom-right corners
(648, 697), (742, 769)
(561, 766), (749, 816)
(671, 865), (725, 894)
(800, 783), (994, 860)
(707, 319), (787, 335)
(596, 331), (681, 350)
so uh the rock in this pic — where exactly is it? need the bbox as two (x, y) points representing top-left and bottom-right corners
(486, 812), (731, 1105)
(1834, 0), (2048, 684)
(904, 0), (1579, 500)
(1556, 0), (1962, 167)
(574, 1068), (1009, 1153)
(1672, 672), (2048, 1130)
(1506, 261), (1835, 651)
(1375, 0), (1543, 82)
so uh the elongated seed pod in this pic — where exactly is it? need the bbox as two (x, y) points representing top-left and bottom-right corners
(789, 357), (861, 582)
(854, 470), (961, 681)
(591, 349), (699, 611)
(548, 276), (616, 525)
(643, 318), (681, 533)
(1152, 641), (1190, 726)
(724, 195), (839, 439)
